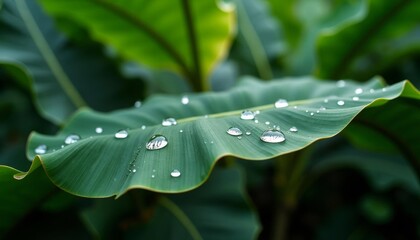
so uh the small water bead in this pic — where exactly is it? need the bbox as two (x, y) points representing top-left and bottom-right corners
(352, 96), (360, 101)
(336, 80), (346, 87)
(274, 99), (288, 108)
(337, 100), (345, 106)
(240, 110), (255, 120)
(179, 129), (183, 133)
(255, 110), (260, 114)
(382, 88), (387, 92)
(369, 89), (375, 93)
(181, 95), (189, 105)
(320, 106), (326, 111)
(260, 130), (286, 143)
(35, 144), (47, 154)
(132, 169), (137, 173)
(355, 88), (363, 94)
(141, 125), (146, 130)
(170, 169), (181, 178)
(115, 130), (128, 139)
(254, 119), (259, 123)
(245, 131), (251, 136)
(134, 100), (142, 108)
(310, 112), (314, 116)
(293, 106), (298, 109)
(289, 126), (298, 132)
(237, 136), (242, 140)
(227, 127), (242, 136)
(146, 135), (168, 150)
(162, 118), (177, 126)
(324, 99), (329, 103)
(316, 110), (320, 113)
(65, 134), (81, 145)
(152, 175), (155, 178)
(95, 127), (103, 134)
(265, 121), (270, 125)
(305, 110), (309, 113)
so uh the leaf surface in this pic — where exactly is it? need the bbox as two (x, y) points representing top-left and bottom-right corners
(0, 0), (138, 124)
(22, 77), (420, 197)
(39, 0), (235, 90)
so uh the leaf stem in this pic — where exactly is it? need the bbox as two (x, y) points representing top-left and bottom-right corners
(159, 196), (203, 240)
(93, 0), (196, 89)
(17, 0), (86, 108)
(181, 0), (204, 91)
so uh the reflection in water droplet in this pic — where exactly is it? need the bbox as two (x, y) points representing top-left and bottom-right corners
(275, 99), (288, 108)
(310, 112), (314, 116)
(132, 169), (137, 173)
(240, 110), (255, 120)
(227, 127), (242, 136)
(146, 135), (168, 150)
(115, 130), (128, 139)
(265, 121), (270, 125)
(245, 131), (251, 136)
(65, 134), (81, 144)
(171, 169), (181, 178)
(95, 127), (103, 134)
(337, 100), (345, 106)
(355, 88), (363, 94)
(260, 130), (286, 143)
(181, 95), (189, 104)
(289, 126), (298, 132)
(162, 118), (177, 126)
(179, 129), (183, 133)
(141, 125), (146, 130)
(337, 80), (346, 87)
(352, 96), (359, 101)
(35, 144), (47, 154)
(134, 100), (142, 108)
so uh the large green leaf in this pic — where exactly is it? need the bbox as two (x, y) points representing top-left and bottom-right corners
(316, 0), (420, 79)
(20, 77), (419, 197)
(0, 0), (139, 124)
(39, 0), (235, 91)
(82, 166), (260, 240)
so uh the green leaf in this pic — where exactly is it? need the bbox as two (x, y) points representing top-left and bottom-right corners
(229, 0), (283, 79)
(124, 166), (260, 240)
(0, 165), (55, 237)
(20, 77), (419, 197)
(38, 0), (235, 91)
(316, 0), (420, 79)
(0, 0), (139, 124)
(269, 0), (366, 75)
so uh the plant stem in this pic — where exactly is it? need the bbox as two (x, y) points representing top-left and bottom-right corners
(181, 0), (205, 92)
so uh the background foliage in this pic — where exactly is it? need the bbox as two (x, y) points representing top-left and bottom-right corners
(1, 0), (419, 239)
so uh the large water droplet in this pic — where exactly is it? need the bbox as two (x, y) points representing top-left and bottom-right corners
(95, 127), (103, 134)
(337, 100), (345, 106)
(146, 135), (168, 150)
(35, 144), (47, 154)
(289, 126), (298, 132)
(134, 100), (142, 108)
(227, 127), (242, 136)
(162, 118), (177, 126)
(64, 134), (81, 145)
(355, 88), (363, 94)
(260, 130), (286, 143)
(115, 130), (128, 139)
(240, 110), (255, 120)
(275, 99), (289, 108)
(181, 95), (189, 105)
(171, 169), (181, 178)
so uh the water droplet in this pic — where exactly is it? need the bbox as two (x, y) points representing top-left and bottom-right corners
(245, 131), (251, 136)
(181, 95), (189, 105)
(355, 88), (363, 94)
(320, 106), (326, 111)
(132, 169), (137, 173)
(310, 112), (314, 116)
(352, 96), (360, 101)
(274, 99), (289, 108)
(204, 115), (209, 118)
(227, 127), (242, 136)
(240, 110), (255, 120)
(289, 126), (298, 132)
(179, 129), (183, 133)
(35, 144), (47, 154)
(382, 88), (387, 92)
(237, 136), (242, 140)
(260, 130), (286, 143)
(254, 119), (259, 123)
(162, 118), (177, 127)
(255, 110), (260, 114)
(337, 100), (345, 106)
(95, 127), (103, 134)
(337, 80), (346, 87)
(293, 106), (298, 109)
(305, 110), (309, 113)
(324, 99), (329, 103)
(316, 110), (320, 113)
(369, 89), (375, 93)
(134, 100), (142, 108)
(151, 174), (155, 178)
(115, 130), (128, 139)
(210, 141), (214, 144)
(265, 121), (270, 125)
(141, 125), (146, 130)
(170, 169), (181, 178)
(64, 134), (81, 145)
(146, 135), (168, 150)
